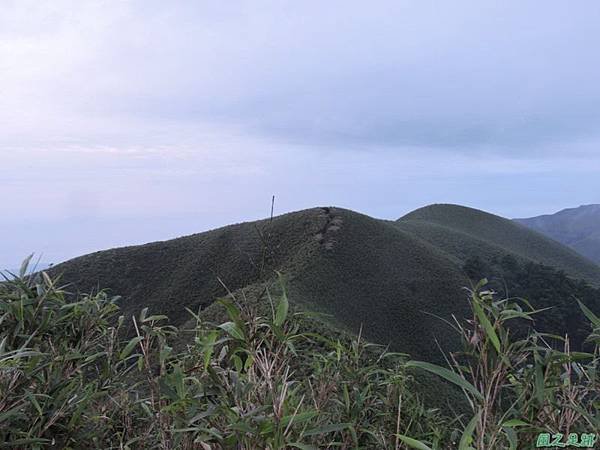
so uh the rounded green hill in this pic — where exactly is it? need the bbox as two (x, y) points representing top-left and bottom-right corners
(50, 204), (600, 362)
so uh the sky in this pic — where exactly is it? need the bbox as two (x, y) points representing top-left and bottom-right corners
(2, 0), (600, 269)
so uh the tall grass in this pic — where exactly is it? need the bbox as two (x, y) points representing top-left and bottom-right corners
(400, 279), (599, 449)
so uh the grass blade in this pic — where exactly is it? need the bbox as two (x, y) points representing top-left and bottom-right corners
(405, 360), (483, 401)
(396, 434), (434, 450)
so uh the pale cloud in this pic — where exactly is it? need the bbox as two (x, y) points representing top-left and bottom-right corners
(4, 1), (600, 152)
(1, 1), (600, 268)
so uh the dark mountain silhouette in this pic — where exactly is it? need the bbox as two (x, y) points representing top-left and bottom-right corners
(515, 204), (600, 265)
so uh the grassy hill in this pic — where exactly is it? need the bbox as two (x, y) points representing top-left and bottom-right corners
(51, 208), (329, 326)
(398, 203), (600, 285)
(50, 204), (600, 363)
(286, 208), (470, 361)
(515, 204), (600, 265)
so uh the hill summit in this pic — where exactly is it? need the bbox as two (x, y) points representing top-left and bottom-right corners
(50, 204), (600, 362)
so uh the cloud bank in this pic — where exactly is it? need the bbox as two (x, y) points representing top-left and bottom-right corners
(2, 0), (600, 266)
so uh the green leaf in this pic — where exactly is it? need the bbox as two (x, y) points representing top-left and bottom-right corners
(0, 404), (25, 424)
(142, 314), (168, 323)
(395, 435), (433, 450)
(172, 364), (185, 399)
(25, 391), (43, 417)
(472, 295), (501, 354)
(202, 331), (218, 370)
(405, 360), (483, 401)
(459, 412), (479, 450)
(274, 272), (289, 326)
(244, 353), (254, 371)
(281, 410), (318, 428)
(120, 336), (144, 360)
(159, 345), (173, 366)
(501, 419), (529, 427)
(1, 438), (52, 447)
(500, 310), (534, 321)
(504, 426), (518, 450)
(219, 321), (245, 341)
(289, 444), (319, 450)
(172, 427), (203, 433)
(218, 297), (242, 324)
(230, 421), (255, 433)
(577, 299), (600, 327)
(232, 354), (243, 372)
(569, 351), (595, 360)
(534, 358), (545, 405)
(474, 278), (488, 291)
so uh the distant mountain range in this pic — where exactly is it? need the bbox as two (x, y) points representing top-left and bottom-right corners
(515, 204), (600, 265)
(49, 204), (600, 363)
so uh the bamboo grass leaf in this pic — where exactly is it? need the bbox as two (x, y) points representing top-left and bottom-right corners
(472, 294), (501, 354)
(396, 435), (434, 450)
(458, 412), (479, 450)
(405, 360), (483, 401)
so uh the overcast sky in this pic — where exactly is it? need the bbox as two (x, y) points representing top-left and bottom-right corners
(2, 0), (600, 268)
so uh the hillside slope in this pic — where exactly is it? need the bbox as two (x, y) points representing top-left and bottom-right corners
(51, 208), (329, 325)
(51, 207), (469, 362)
(287, 208), (469, 361)
(515, 204), (600, 265)
(50, 204), (600, 362)
(398, 204), (600, 286)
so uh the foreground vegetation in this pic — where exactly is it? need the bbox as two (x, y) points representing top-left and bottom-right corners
(1, 259), (598, 449)
(464, 254), (600, 349)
